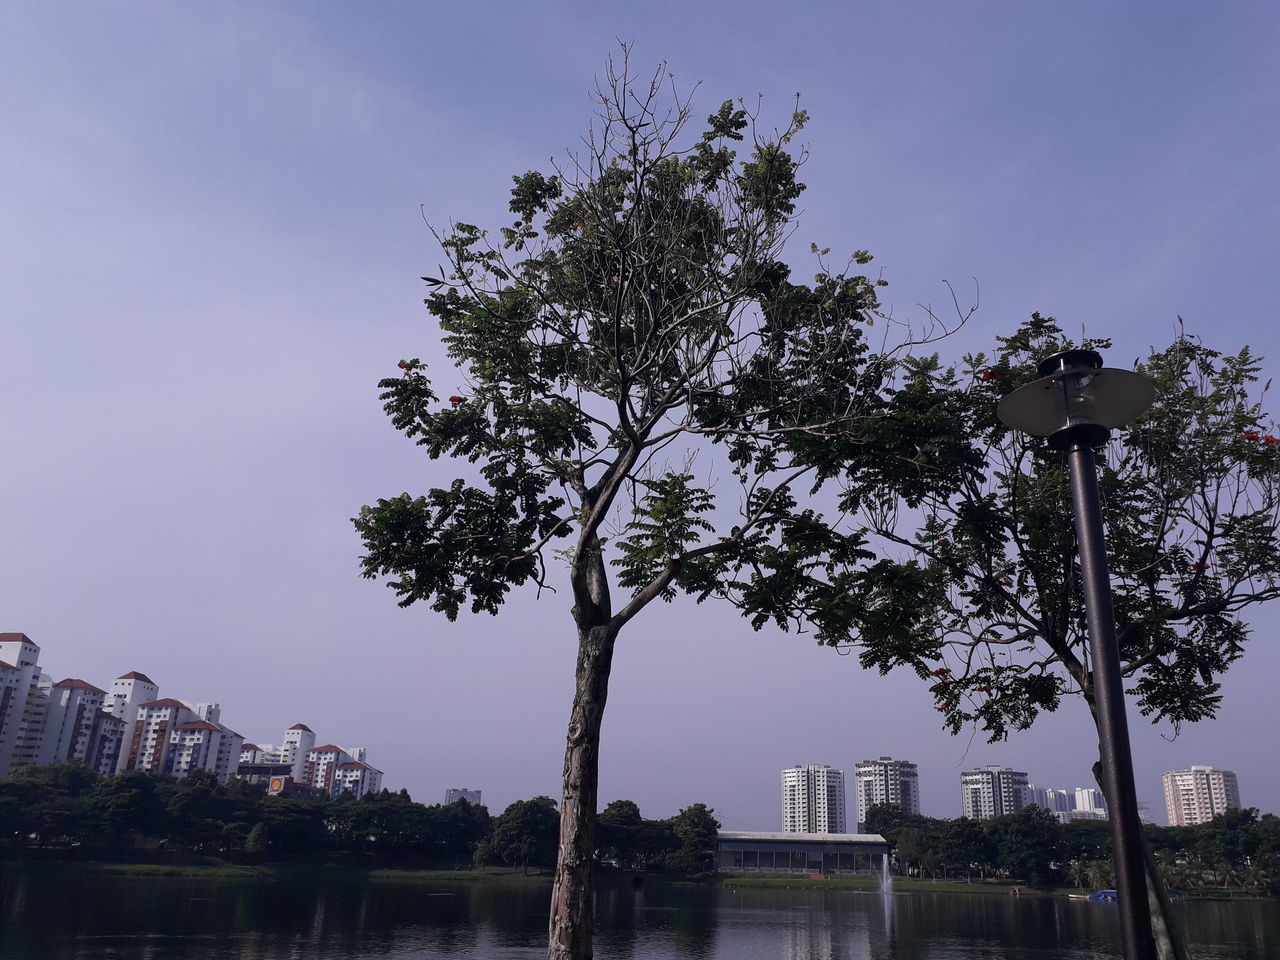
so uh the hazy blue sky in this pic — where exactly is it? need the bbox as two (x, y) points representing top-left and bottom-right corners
(3, 2), (1277, 828)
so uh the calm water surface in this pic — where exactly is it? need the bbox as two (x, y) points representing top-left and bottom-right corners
(1, 871), (1275, 959)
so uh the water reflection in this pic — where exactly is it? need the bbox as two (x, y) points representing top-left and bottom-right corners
(0, 869), (1276, 960)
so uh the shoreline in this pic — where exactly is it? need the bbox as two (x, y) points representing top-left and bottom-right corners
(1, 860), (1267, 901)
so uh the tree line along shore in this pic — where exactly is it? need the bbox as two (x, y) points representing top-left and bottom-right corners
(0, 764), (715, 875)
(1, 765), (1275, 899)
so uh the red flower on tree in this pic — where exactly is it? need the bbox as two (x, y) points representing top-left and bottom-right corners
(449, 395), (469, 407)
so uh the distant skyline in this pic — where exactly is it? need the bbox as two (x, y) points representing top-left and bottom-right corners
(8, 631), (1264, 826)
(3, 3), (1277, 831)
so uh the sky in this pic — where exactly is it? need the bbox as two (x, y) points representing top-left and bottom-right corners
(3, 2), (1278, 829)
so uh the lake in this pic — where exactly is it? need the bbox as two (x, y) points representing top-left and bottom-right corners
(1, 870), (1276, 959)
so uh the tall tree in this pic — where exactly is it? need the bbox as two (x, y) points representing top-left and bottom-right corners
(661, 803), (721, 874)
(483, 796), (561, 873)
(355, 52), (961, 960)
(839, 314), (1280, 955)
(596, 799), (644, 868)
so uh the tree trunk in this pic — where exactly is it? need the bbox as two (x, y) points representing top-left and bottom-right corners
(547, 622), (618, 960)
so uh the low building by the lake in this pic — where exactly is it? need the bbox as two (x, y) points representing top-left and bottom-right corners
(715, 830), (889, 875)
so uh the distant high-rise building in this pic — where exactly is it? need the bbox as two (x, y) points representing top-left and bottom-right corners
(1074, 787), (1107, 815)
(781, 764), (846, 833)
(446, 787), (482, 805)
(1028, 785), (1073, 815)
(1162, 766), (1241, 826)
(1027, 784), (1110, 824)
(960, 765), (1029, 820)
(854, 757), (919, 830)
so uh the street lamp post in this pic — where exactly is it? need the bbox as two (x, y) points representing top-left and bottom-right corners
(997, 349), (1158, 960)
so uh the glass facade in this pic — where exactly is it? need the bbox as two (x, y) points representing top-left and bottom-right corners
(715, 835), (888, 875)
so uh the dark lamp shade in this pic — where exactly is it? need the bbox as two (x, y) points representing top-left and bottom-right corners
(997, 367), (1155, 437)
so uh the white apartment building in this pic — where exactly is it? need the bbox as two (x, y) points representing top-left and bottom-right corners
(781, 764), (847, 833)
(238, 725), (380, 798)
(87, 710), (127, 775)
(37, 679), (107, 766)
(281, 723), (316, 781)
(126, 698), (196, 772)
(1, 637), (141, 777)
(333, 760), (384, 800)
(0, 634), (242, 784)
(162, 719), (243, 781)
(960, 765), (1029, 820)
(307, 744), (351, 796)
(1162, 766), (1241, 826)
(446, 787), (482, 805)
(853, 757), (919, 830)
(1075, 787), (1107, 815)
(108, 672), (159, 773)
(1027, 784), (1110, 824)
(1028, 786), (1073, 816)
(0, 634), (51, 776)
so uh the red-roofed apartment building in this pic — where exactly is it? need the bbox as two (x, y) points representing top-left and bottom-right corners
(163, 719), (243, 780)
(0, 633), (242, 782)
(302, 743), (383, 799)
(38, 679), (111, 768)
(2, 635), (132, 776)
(126, 698), (241, 781)
(0, 633), (47, 776)
(280, 722), (316, 781)
(238, 722), (316, 783)
(107, 671), (158, 773)
(332, 760), (383, 799)
(305, 744), (348, 795)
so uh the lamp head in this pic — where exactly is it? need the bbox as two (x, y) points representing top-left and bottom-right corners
(997, 349), (1155, 450)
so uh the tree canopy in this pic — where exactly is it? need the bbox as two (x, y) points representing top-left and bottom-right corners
(841, 314), (1280, 740)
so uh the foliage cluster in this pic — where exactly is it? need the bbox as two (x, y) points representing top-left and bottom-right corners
(0, 765), (489, 864)
(477, 796), (719, 874)
(0, 766), (719, 875)
(864, 802), (1280, 895)
(850, 315), (1280, 740)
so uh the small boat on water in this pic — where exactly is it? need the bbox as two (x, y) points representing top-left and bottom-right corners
(1068, 889), (1118, 903)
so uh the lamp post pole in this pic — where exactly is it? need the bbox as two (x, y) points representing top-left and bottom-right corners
(1064, 439), (1156, 960)
(997, 349), (1159, 960)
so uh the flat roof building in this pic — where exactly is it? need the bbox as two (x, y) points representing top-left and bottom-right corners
(715, 830), (889, 875)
